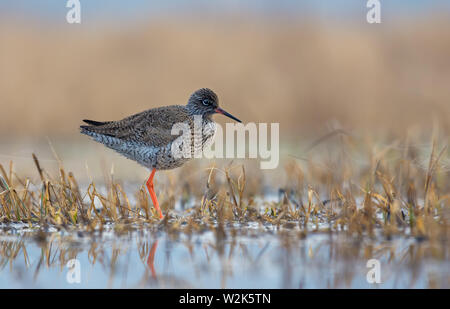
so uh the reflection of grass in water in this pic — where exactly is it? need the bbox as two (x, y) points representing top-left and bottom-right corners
(0, 230), (447, 288)
(0, 133), (448, 245)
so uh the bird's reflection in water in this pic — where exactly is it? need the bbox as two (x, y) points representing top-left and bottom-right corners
(146, 240), (158, 279)
(137, 238), (160, 287)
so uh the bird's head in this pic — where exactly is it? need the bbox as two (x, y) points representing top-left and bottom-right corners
(187, 88), (241, 123)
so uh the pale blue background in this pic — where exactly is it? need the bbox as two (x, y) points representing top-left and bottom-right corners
(0, 0), (449, 23)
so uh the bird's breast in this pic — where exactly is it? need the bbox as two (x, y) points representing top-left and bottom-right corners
(201, 120), (217, 149)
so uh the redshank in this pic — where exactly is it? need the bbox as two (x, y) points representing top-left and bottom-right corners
(80, 88), (241, 219)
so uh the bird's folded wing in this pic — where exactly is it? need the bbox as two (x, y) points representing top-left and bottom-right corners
(116, 124), (182, 147)
(82, 106), (192, 148)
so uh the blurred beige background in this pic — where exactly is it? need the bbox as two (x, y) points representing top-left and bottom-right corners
(1, 17), (450, 139)
(0, 1), (449, 180)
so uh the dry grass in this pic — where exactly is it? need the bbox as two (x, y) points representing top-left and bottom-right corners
(0, 131), (448, 288)
(0, 133), (448, 244)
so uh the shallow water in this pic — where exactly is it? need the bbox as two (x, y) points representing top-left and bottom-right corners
(0, 223), (448, 288)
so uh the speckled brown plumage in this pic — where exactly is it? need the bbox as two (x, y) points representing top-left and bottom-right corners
(80, 88), (241, 219)
(80, 88), (241, 170)
(82, 105), (191, 148)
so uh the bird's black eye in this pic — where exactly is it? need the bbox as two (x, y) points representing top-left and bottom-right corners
(202, 99), (212, 106)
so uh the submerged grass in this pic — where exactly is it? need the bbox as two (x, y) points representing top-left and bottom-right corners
(0, 134), (448, 244)
(0, 134), (448, 288)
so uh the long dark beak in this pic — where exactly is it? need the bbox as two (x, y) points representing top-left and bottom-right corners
(215, 107), (241, 123)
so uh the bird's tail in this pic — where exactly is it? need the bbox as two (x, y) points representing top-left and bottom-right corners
(80, 119), (104, 135)
(80, 119), (115, 138)
(82, 119), (109, 126)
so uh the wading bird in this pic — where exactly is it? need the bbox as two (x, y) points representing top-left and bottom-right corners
(80, 88), (241, 219)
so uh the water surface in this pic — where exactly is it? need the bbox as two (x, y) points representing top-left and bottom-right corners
(0, 223), (447, 288)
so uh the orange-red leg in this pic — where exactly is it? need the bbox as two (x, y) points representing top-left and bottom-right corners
(146, 168), (164, 219)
